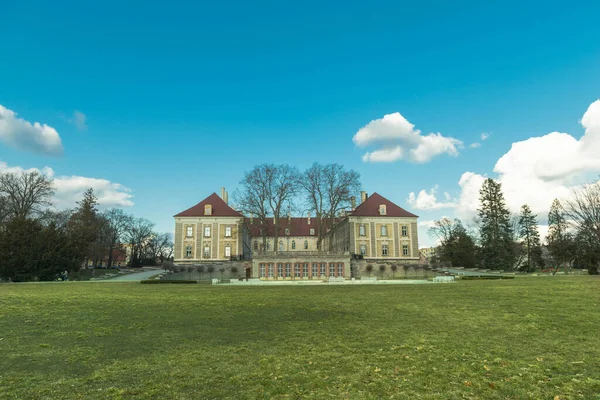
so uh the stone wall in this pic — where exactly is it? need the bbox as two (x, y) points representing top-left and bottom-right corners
(351, 259), (427, 279)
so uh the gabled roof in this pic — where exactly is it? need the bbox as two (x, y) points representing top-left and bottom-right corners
(246, 217), (324, 237)
(174, 193), (243, 217)
(350, 192), (418, 218)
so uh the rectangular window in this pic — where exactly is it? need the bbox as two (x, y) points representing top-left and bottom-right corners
(382, 244), (388, 256)
(277, 263), (283, 277)
(203, 246), (210, 258)
(225, 226), (232, 237)
(302, 263), (308, 278)
(253, 241), (258, 250)
(225, 246), (231, 257)
(295, 264), (301, 277)
(337, 263), (344, 277)
(204, 226), (211, 237)
(402, 225), (408, 236)
(381, 225), (388, 236)
(310, 228), (315, 235)
(403, 244), (409, 256)
(186, 226), (193, 237)
(380, 205), (387, 215)
(359, 225), (366, 236)
(329, 263), (335, 277)
(204, 204), (212, 215)
(260, 263), (266, 278)
(268, 263), (274, 278)
(285, 228), (290, 235)
(360, 244), (367, 255)
(286, 263), (291, 278)
(312, 263), (318, 278)
(185, 246), (192, 258)
(320, 263), (326, 276)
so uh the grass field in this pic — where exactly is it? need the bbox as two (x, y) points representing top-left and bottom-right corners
(1, 277), (600, 399)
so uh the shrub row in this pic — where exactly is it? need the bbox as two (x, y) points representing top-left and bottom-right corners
(461, 275), (515, 280)
(140, 280), (197, 284)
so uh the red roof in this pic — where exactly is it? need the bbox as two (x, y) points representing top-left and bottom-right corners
(350, 192), (418, 218)
(174, 193), (243, 217)
(247, 217), (322, 237)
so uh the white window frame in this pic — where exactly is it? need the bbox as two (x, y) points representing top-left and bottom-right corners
(302, 263), (309, 277)
(403, 245), (409, 256)
(225, 226), (232, 237)
(225, 245), (231, 257)
(294, 264), (301, 277)
(380, 205), (387, 215)
(312, 263), (318, 277)
(310, 228), (315, 235)
(186, 226), (193, 237)
(204, 226), (211, 237)
(185, 245), (192, 258)
(260, 264), (266, 278)
(291, 240), (296, 249)
(277, 263), (283, 277)
(279, 240), (284, 251)
(203, 246), (210, 258)
(382, 244), (388, 256)
(360, 244), (367, 255)
(359, 225), (366, 236)
(381, 225), (388, 236)
(304, 240), (308, 250)
(329, 263), (335, 277)
(320, 263), (326, 276)
(285, 263), (291, 277)
(402, 225), (408, 236)
(268, 263), (274, 278)
(337, 263), (344, 277)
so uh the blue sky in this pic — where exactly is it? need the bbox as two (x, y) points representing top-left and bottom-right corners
(2, 0), (600, 246)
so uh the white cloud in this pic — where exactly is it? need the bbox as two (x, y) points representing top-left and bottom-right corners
(0, 161), (134, 210)
(407, 185), (457, 210)
(0, 104), (63, 156)
(453, 99), (600, 222)
(353, 112), (463, 163)
(481, 132), (490, 141)
(71, 111), (87, 131)
(469, 142), (481, 148)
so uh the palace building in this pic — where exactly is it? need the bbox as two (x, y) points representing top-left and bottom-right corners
(173, 188), (419, 279)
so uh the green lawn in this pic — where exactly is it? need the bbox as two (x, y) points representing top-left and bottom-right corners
(1, 277), (599, 399)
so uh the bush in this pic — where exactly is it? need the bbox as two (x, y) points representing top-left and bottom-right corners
(140, 280), (197, 284)
(460, 276), (515, 280)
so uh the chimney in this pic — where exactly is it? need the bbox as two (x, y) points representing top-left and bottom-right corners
(360, 191), (368, 204)
(288, 211), (291, 223)
(307, 212), (311, 225)
(350, 196), (356, 210)
(225, 190), (229, 205)
(220, 187), (226, 201)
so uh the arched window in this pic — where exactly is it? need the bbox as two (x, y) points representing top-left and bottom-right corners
(291, 240), (296, 249)
(279, 240), (284, 251)
(266, 241), (270, 250)
(304, 240), (308, 250)
(185, 245), (192, 258)
(253, 241), (258, 250)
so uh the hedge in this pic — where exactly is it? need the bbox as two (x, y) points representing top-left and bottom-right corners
(460, 275), (515, 280)
(140, 280), (197, 284)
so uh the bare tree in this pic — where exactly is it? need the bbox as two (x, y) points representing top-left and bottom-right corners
(124, 217), (155, 267)
(300, 163), (361, 250)
(390, 263), (398, 279)
(145, 232), (174, 264)
(0, 170), (54, 220)
(234, 164), (299, 254)
(565, 180), (600, 243)
(102, 208), (133, 268)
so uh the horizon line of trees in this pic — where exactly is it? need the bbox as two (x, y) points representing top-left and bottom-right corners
(0, 170), (173, 282)
(429, 178), (600, 274)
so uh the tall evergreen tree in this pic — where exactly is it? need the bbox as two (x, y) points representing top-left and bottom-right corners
(518, 204), (544, 272)
(546, 198), (575, 273)
(68, 188), (102, 267)
(477, 178), (514, 270)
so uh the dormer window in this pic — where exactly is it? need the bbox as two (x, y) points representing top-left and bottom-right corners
(285, 228), (290, 236)
(204, 204), (212, 215)
(310, 228), (315, 235)
(379, 204), (387, 215)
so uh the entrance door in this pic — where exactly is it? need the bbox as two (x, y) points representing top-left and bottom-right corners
(245, 266), (251, 280)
